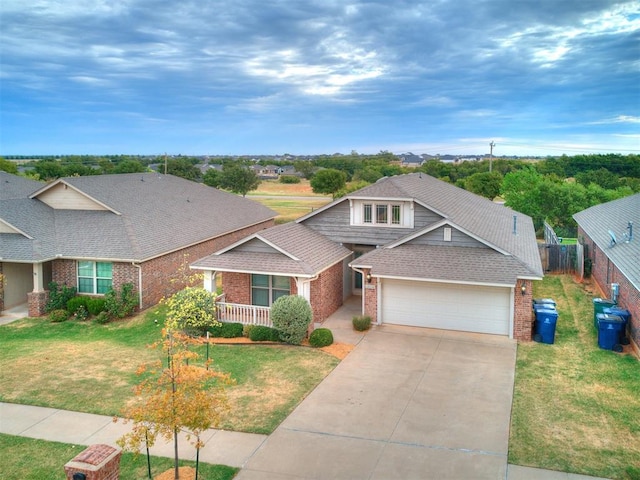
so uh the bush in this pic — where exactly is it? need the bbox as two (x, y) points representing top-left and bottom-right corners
(66, 296), (88, 315)
(249, 325), (281, 342)
(243, 324), (254, 338)
(208, 322), (244, 338)
(279, 175), (300, 184)
(104, 283), (138, 319)
(49, 309), (69, 323)
(270, 295), (312, 345)
(73, 305), (89, 321)
(45, 282), (76, 313)
(87, 297), (106, 316)
(352, 315), (372, 331)
(94, 311), (112, 324)
(165, 287), (219, 336)
(309, 328), (333, 348)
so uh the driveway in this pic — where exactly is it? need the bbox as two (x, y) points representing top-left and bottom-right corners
(237, 325), (516, 479)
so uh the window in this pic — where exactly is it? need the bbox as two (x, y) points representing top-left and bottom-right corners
(78, 261), (112, 294)
(376, 204), (388, 223)
(391, 205), (401, 225)
(444, 227), (452, 242)
(363, 204), (372, 223)
(251, 274), (290, 306)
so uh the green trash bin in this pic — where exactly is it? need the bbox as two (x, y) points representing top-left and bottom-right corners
(593, 298), (616, 329)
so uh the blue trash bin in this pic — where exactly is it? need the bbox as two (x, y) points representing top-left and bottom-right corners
(597, 313), (624, 351)
(535, 309), (558, 344)
(593, 298), (616, 329)
(603, 307), (631, 344)
(533, 298), (556, 308)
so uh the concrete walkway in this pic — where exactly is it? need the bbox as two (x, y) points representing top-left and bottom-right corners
(0, 299), (609, 479)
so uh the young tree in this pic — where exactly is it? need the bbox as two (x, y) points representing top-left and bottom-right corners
(164, 287), (220, 336)
(310, 168), (347, 198)
(219, 163), (260, 196)
(117, 330), (232, 480)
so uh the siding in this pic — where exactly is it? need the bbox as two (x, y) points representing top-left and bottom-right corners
(36, 183), (109, 210)
(235, 238), (279, 254)
(407, 226), (485, 248)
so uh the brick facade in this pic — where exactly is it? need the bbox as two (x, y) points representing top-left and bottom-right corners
(39, 219), (275, 316)
(514, 280), (534, 341)
(27, 291), (49, 318)
(363, 270), (378, 324)
(579, 226), (640, 351)
(310, 261), (344, 323)
(64, 444), (121, 480)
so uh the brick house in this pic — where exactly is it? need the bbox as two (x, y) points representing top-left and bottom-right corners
(0, 172), (275, 316)
(574, 194), (639, 352)
(193, 173), (543, 341)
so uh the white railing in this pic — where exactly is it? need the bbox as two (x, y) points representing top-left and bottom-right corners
(216, 301), (272, 327)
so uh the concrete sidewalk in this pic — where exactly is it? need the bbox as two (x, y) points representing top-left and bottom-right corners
(0, 402), (267, 468)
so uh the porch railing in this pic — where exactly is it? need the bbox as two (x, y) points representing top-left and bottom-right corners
(216, 301), (272, 327)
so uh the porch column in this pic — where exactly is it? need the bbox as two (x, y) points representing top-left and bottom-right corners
(33, 262), (45, 292)
(203, 270), (217, 293)
(295, 278), (312, 303)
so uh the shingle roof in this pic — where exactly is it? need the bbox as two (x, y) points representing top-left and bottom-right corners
(301, 173), (543, 282)
(191, 222), (352, 277)
(573, 193), (640, 290)
(0, 171), (43, 199)
(0, 173), (276, 262)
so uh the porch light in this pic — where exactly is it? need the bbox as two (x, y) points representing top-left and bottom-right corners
(366, 273), (372, 283)
(520, 281), (526, 296)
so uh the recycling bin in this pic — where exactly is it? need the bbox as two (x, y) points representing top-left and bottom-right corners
(597, 313), (625, 351)
(535, 309), (558, 344)
(593, 298), (616, 329)
(603, 307), (631, 344)
(533, 298), (556, 308)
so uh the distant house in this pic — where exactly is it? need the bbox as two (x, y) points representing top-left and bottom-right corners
(399, 153), (424, 168)
(574, 194), (640, 351)
(193, 173), (543, 340)
(0, 172), (275, 316)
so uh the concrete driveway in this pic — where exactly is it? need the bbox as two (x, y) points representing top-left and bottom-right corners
(237, 325), (516, 479)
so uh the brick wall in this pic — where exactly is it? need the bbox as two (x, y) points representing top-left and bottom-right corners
(27, 291), (49, 317)
(363, 270), (378, 323)
(310, 261), (344, 323)
(223, 272), (252, 304)
(514, 280), (534, 341)
(579, 227), (640, 350)
(0, 262), (4, 313)
(52, 259), (77, 288)
(64, 444), (121, 480)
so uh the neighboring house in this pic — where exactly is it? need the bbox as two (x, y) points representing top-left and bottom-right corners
(193, 173), (543, 341)
(0, 172), (275, 316)
(399, 153), (424, 168)
(573, 194), (640, 351)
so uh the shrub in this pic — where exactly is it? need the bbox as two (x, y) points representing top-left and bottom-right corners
(270, 295), (312, 345)
(165, 287), (219, 336)
(45, 282), (76, 313)
(66, 296), (88, 315)
(86, 297), (106, 316)
(73, 305), (89, 321)
(49, 309), (69, 323)
(208, 322), (244, 338)
(104, 283), (138, 319)
(94, 311), (112, 324)
(309, 328), (333, 348)
(352, 315), (372, 331)
(249, 325), (281, 342)
(279, 175), (300, 184)
(243, 324), (254, 337)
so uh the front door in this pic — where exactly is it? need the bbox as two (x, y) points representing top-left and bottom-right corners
(353, 251), (363, 294)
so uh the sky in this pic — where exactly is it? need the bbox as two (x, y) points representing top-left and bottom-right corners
(1, 1), (639, 157)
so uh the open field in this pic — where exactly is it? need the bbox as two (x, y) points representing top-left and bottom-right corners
(0, 307), (339, 435)
(509, 275), (640, 480)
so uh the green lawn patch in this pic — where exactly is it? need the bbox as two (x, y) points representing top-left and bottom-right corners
(509, 275), (640, 480)
(0, 434), (238, 480)
(0, 307), (338, 434)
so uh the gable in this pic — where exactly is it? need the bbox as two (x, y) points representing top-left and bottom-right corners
(35, 182), (111, 211)
(405, 225), (486, 248)
(233, 237), (281, 254)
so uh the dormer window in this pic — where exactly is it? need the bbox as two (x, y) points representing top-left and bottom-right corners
(352, 200), (411, 227)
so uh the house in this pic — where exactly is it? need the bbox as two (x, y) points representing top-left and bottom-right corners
(0, 172), (275, 316)
(399, 153), (424, 168)
(573, 194), (640, 352)
(193, 173), (543, 340)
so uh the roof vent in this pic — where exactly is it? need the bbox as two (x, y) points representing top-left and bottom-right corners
(513, 215), (517, 235)
(608, 230), (617, 247)
(626, 221), (633, 243)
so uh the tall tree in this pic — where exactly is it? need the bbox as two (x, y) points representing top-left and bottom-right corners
(310, 168), (347, 198)
(218, 163), (260, 196)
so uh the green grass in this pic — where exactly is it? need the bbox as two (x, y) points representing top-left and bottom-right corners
(0, 434), (238, 480)
(0, 307), (339, 433)
(509, 275), (640, 480)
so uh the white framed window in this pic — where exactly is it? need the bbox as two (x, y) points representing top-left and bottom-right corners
(251, 274), (290, 306)
(444, 227), (452, 242)
(363, 204), (372, 223)
(352, 200), (412, 227)
(77, 261), (113, 294)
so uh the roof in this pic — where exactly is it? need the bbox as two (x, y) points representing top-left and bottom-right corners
(573, 193), (640, 290)
(0, 171), (43, 199)
(0, 172), (276, 263)
(191, 222), (352, 277)
(300, 173), (543, 282)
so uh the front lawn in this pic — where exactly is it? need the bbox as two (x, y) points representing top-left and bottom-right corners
(0, 434), (238, 480)
(0, 306), (339, 434)
(509, 275), (640, 480)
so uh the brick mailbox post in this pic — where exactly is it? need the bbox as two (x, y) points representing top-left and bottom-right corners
(64, 444), (122, 480)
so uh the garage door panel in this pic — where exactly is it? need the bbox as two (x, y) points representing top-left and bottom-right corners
(381, 279), (510, 335)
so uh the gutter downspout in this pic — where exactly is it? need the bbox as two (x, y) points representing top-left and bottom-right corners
(132, 262), (142, 309)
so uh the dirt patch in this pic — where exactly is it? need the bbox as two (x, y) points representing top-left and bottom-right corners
(155, 466), (196, 480)
(209, 337), (354, 359)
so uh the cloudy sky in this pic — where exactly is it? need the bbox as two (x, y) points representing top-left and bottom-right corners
(1, 1), (639, 156)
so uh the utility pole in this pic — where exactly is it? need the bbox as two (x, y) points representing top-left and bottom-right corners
(164, 152), (167, 175)
(489, 141), (495, 172)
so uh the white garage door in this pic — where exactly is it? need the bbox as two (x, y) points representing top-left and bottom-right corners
(381, 279), (511, 335)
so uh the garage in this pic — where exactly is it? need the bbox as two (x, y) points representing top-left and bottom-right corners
(380, 279), (512, 335)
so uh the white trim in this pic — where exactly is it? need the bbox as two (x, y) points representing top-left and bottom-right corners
(0, 218), (33, 239)
(372, 273), (515, 289)
(30, 179), (122, 215)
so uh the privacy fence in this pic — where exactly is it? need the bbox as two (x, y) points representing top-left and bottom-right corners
(539, 221), (584, 278)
